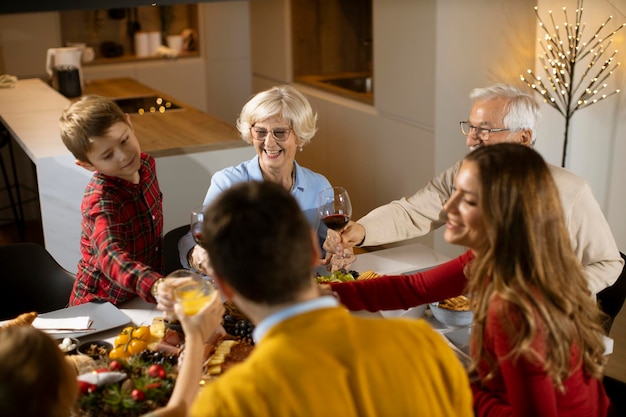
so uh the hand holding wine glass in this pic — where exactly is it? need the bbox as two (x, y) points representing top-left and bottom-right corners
(189, 205), (213, 276)
(318, 186), (353, 267)
(190, 205), (208, 245)
(318, 186), (352, 231)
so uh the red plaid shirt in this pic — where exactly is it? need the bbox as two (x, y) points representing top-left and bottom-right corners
(70, 153), (164, 306)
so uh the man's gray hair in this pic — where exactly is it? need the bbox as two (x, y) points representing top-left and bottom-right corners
(470, 84), (541, 145)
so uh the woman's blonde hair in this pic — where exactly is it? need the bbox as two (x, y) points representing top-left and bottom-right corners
(0, 326), (78, 417)
(465, 143), (607, 391)
(236, 85), (318, 147)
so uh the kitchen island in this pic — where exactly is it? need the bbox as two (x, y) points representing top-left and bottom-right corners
(0, 77), (254, 273)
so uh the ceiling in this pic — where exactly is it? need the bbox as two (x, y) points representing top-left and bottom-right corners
(0, 0), (237, 15)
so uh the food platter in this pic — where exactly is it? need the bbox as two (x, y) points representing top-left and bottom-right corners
(315, 269), (380, 283)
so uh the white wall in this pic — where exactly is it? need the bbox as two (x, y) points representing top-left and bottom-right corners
(199, 1), (252, 126)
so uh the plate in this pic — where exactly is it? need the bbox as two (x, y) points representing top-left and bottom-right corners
(37, 301), (131, 339)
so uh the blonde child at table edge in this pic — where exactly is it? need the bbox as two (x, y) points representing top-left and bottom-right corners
(0, 325), (78, 417)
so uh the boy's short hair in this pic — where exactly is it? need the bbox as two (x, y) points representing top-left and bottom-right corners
(59, 95), (129, 163)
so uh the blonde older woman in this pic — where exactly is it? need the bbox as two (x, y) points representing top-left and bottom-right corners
(179, 85), (341, 274)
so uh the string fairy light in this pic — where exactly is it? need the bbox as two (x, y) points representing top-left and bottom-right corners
(520, 0), (625, 167)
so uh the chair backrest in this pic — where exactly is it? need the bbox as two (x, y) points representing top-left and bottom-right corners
(603, 375), (626, 415)
(0, 242), (75, 321)
(597, 252), (626, 334)
(163, 225), (190, 276)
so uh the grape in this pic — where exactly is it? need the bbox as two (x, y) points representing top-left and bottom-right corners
(221, 312), (255, 345)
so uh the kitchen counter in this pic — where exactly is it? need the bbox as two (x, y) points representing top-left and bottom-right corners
(0, 77), (245, 161)
(82, 78), (243, 157)
(0, 77), (254, 272)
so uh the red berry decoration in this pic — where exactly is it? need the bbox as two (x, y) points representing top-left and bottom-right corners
(78, 380), (97, 395)
(131, 388), (145, 401)
(109, 360), (124, 371)
(148, 364), (166, 379)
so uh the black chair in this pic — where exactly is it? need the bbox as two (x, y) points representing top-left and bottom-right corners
(0, 242), (75, 321)
(0, 124), (25, 238)
(604, 375), (626, 416)
(597, 252), (626, 334)
(163, 225), (190, 276)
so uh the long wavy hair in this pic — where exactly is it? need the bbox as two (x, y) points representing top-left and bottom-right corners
(465, 143), (607, 391)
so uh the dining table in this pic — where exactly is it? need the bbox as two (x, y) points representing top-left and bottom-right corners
(78, 242), (449, 342)
(69, 241), (612, 361)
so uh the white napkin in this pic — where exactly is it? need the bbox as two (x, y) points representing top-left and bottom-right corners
(33, 316), (93, 332)
(78, 371), (127, 386)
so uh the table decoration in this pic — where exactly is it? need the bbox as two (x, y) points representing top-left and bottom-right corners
(72, 351), (177, 417)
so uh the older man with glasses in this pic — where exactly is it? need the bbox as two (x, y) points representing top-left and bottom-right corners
(325, 83), (623, 297)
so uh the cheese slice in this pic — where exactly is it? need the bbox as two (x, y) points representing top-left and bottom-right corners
(203, 339), (240, 375)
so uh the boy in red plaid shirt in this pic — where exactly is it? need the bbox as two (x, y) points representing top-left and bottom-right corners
(60, 95), (164, 306)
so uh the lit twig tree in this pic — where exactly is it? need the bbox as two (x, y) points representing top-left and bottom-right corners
(520, 0), (625, 167)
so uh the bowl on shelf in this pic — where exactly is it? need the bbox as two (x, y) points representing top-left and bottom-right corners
(429, 302), (473, 328)
(77, 340), (112, 359)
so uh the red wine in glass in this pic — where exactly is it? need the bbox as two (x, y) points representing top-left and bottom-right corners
(317, 187), (352, 232)
(322, 213), (350, 231)
(318, 187), (352, 262)
(190, 205), (209, 246)
(191, 221), (203, 245)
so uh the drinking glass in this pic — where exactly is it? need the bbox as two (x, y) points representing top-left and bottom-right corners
(173, 271), (217, 316)
(318, 186), (352, 260)
(190, 205), (209, 245)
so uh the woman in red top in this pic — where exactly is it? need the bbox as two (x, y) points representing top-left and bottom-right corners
(330, 143), (614, 416)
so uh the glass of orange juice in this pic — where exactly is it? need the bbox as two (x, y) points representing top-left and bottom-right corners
(173, 273), (217, 316)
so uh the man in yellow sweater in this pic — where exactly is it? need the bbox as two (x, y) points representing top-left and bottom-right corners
(153, 181), (472, 417)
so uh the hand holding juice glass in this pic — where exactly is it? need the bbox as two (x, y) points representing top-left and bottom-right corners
(174, 273), (217, 316)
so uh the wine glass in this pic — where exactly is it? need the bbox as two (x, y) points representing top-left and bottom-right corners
(318, 186), (352, 260)
(190, 205), (209, 245)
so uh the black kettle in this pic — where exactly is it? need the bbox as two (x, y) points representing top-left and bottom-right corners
(53, 65), (81, 98)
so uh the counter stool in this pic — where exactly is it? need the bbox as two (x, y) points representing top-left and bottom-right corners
(0, 125), (24, 238)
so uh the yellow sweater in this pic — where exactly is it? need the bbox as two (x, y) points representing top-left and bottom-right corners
(190, 307), (472, 417)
